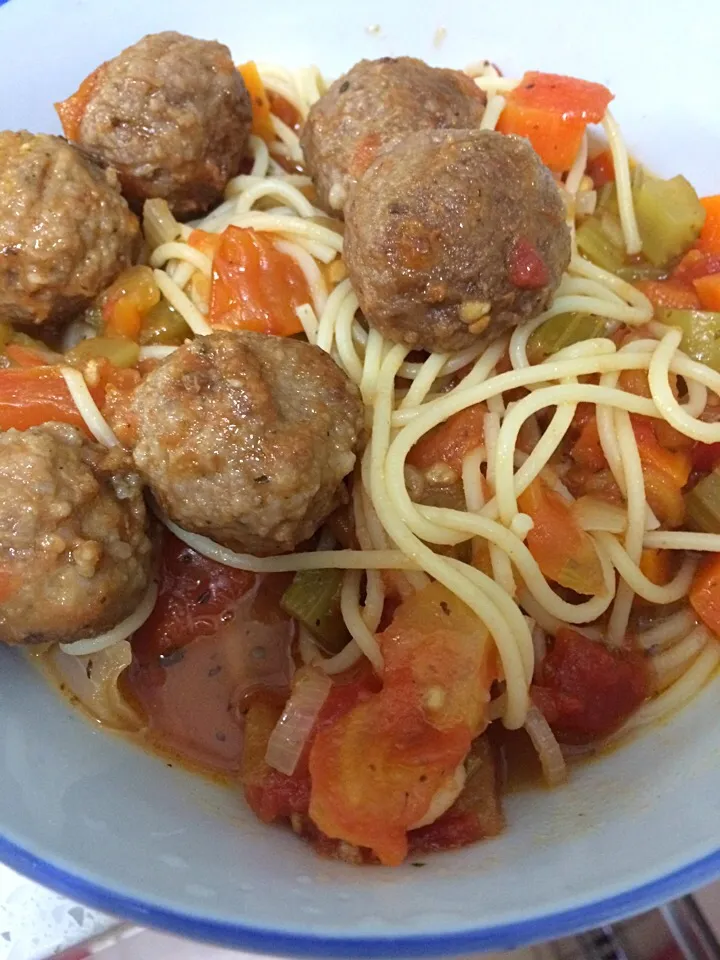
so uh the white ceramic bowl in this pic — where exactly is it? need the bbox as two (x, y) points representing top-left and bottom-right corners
(2, 0), (720, 954)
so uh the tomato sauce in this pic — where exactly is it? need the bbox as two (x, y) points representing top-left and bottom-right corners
(123, 534), (295, 777)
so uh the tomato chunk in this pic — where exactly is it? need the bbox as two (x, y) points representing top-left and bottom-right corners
(407, 404), (485, 475)
(209, 226), (310, 336)
(308, 583), (496, 865)
(690, 554), (720, 636)
(132, 531), (254, 665)
(532, 629), (649, 743)
(518, 478), (605, 595)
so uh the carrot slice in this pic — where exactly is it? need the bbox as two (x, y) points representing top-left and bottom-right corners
(699, 196), (720, 255)
(209, 226), (310, 336)
(694, 274), (720, 312)
(690, 553), (720, 635)
(635, 279), (701, 310)
(238, 61), (275, 142)
(497, 72), (613, 173)
(0, 367), (101, 434)
(55, 64), (106, 141)
(518, 478), (605, 595)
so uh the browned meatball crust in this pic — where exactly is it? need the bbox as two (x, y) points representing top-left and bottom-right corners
(129, 331), (364, 555)
(344, 129), (572, 353)
(67, 32), (252, 219)
(0, 424), (154, 646)
(0, 131), (140, 327)
(300, 57), (486, 214)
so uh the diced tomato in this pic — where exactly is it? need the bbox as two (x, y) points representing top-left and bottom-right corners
(132, 531), (255, 665)
(531, 628), (649, 743)
(690, 555), (720, 636)
(692, 441), (720, 474)
(507, 236), (549, 289)
(242, 665), (378, 825)
(518, 478), (605, 595)
(242, 694), (313, 823)
(497, 72), (613, 173)
(632, 416), (691, 527)
(587, 148), (615, 188)
(571, 414), (606, 471)
(238, 61), (275, 142)
(309, 583), (497, 865)
(671, 248), (720, 284)
(55, 64), (106, 141)
(694, 274), (720, 312)
(699, 196), (720, 255)
(0, 366), (102, 434)
(267, 90), (302, 132)
(406, 403), (486, 475)
(635, 278), (700, 310)
(409, 735), (504, 854)
(209, 226), (310, 336)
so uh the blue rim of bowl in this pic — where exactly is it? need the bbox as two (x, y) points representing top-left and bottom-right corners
(3, 829), (720, 955)
(1, 0), (719, 949)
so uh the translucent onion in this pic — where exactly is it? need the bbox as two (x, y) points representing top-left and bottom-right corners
(49, 640), (142, 730)
(524, 704), (568, 787)
(265, 669), (332, 775)
(572, 496), (627, 534)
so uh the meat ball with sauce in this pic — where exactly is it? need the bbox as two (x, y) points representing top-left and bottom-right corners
(0, 131), (140, 327)
(344, 128), (572, 354)
(0, 423), (154, 646)
(128, 331), (364, 556)
(300, 57), (486, 214)
(57, 32), (252, 219)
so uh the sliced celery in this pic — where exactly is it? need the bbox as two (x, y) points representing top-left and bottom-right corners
(658, 308), (720, 372)
(140, 300), (191, 346)
(280, 568), (350, 655)
(528, 312), (607, 361)
(633, 170), (706, 267)
(686, 470), (720, 533)
(65, 336), (140, 369)
(576, 215), (625, 273)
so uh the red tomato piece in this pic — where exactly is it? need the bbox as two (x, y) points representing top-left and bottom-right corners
(532, 629), (649, 743)
(507, 236), (550, 289)
(132, 531), (255, 665)
(209, 226), (310, 336)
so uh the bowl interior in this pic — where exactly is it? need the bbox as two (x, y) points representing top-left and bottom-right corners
(1, 0), (720, 953)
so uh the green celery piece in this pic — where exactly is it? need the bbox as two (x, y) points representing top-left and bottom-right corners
(658, 308), (720, 372)
(633, 170), (706, 267)
(528, 313), (607, 361)
(686, 470), (720, 533)
(280, 568), (351, 655)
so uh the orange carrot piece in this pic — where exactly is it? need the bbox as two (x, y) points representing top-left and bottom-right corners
(694, 274), (720, 312)
(238, 61), (275, 142)
(635, 279), (701, 310)
(55, 64), (106, 141)
(699, 196), (720, 255)
(690, 553), (720, 636)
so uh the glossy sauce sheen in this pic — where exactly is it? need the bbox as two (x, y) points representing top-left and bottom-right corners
(123, 535), (294, 776)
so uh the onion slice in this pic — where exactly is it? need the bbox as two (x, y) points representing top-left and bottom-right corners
(265, 669), (332, 776)
(524, 704), (568, 787)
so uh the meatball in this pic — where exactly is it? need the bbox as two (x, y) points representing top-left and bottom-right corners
(0, 131), (139, 327)
(129, 331), (364, 555)
(59, 32), (252, 219)
(344, 129), (572, 354)
(301, 57), (486, 214)
(0, 424), (154, 646)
